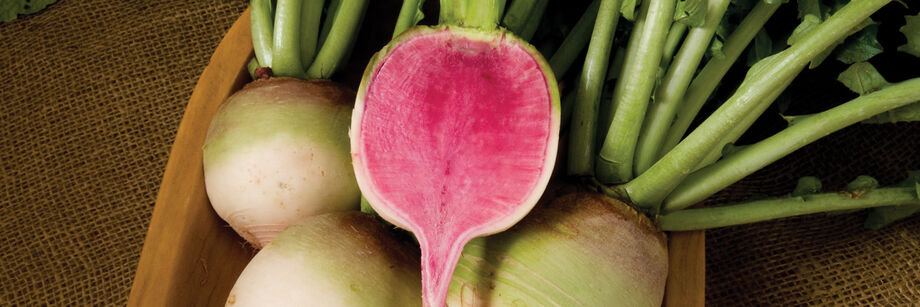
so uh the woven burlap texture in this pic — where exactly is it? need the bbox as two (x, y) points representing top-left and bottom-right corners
(0, 0), (917, 305)
(0, 0), (248, 304)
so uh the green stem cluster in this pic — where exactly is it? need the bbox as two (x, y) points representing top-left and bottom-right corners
(659, 0), (781, 155)
(595, 0), (675, 184)
(624, 0), (892, 211)
(663, 77), (920, 210)
(439, 0), (506, 30)
(249, 0), (368, 79)
(567, 0), (623, 176)
(633, 0), (731, 175)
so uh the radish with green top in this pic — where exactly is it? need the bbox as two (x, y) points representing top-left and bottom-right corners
(350, 1), (560, 305)
(433, 0), (919, 304)
(203, 0), (368, 248)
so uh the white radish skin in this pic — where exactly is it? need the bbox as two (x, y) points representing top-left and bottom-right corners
(447, 190), (669, 306)
(205, 136), (357, 247)
(226, 212), (422, 307)
(204, 78), (359, 248)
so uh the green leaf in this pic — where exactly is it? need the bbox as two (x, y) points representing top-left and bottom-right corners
(19, 0), (56, 14)
(674, 0), (707, 27)
(864, 203), (920, 229)
(1, 0), (25, 22)
(898, 12), (920, 57)
(787, 14), (821, 46)
(861, 102), (920, 124)
(714, 0), (756, 41)
(1, 0), (57, 22)
(837, 62), (889, 95)
(621, 0), (639, 21)
(708, 36), (725, 59)
(835, 24), (883, 64)
(846, 175), (879, 192)
(864, 172), (920, 230)
(360, 195), (377, 215)
(775, 91), (792, 115)
(789, 3), (872, 68)
(893, 171), (920, 189)
(808, 17), (875, 69)
(746, 29), (772, 66)
(792, 176), (822, 197)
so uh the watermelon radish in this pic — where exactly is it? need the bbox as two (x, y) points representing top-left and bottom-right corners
(447, 189), (669, 306)
(226, 211), (422, 306)
(350, 21), (561, 307)
(203, 78), (359, 248)
(203, 0), (368, 248)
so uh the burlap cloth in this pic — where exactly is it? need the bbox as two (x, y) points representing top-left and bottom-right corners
(0, 0), (916, 305)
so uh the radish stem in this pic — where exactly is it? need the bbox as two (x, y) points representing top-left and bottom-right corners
(317, 0), (340, 52)
(624, 0), (892, 210)
(306, 0), (368, 79)
(596, 0), (675, 184)
(250, 0), (274, 68)
(502, 0), (549, 40)
(393, 0), (426, 38)
(247, 57), (260, 78)
(662, 77), (920, 211)
(272, 0), (306, 77)
(438, 0), (506, 30)
(659, 22), (687, 69)
(567, 0), (622, 176)
(299, 0), (324, 70)
(659, 186), (920, 231)
(634, 0), (731, 175)
(548, 0), (600, 78)
(692, 18), (875, 171)
(659, 0), (781, 155)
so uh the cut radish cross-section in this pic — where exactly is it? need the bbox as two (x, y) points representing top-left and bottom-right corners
(351, 26), (560, 307)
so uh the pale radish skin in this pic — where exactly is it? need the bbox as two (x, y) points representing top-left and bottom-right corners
(204, 78), (360, 248)
(447, 190), (669, 306)
(351, 26), (560, 306)
(226, 212), (422, 307)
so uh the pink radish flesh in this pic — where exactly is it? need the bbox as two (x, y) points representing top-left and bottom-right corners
(353, 28), (558, 306)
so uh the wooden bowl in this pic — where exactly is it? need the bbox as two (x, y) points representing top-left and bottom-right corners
(127, 8), (705, 306)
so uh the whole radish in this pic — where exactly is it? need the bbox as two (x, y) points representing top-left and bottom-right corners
(203, 0), (368, 248)
(204, 78), (359, 248)
(226, 211), (422, 306)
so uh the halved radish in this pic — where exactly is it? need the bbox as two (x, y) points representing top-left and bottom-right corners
(350, 26), (560, 306)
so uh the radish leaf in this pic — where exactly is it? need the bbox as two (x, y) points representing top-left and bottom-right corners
(861, 102), (920, 124)
(837, 62), (889, 95)
(674, 0), (706, 27)
(835, 24), (883, 64)
(899, 12), (920, 57)
(1, 0), (56, 22)
(864, 171), (920, 230)
(792, 176), (823, 197)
